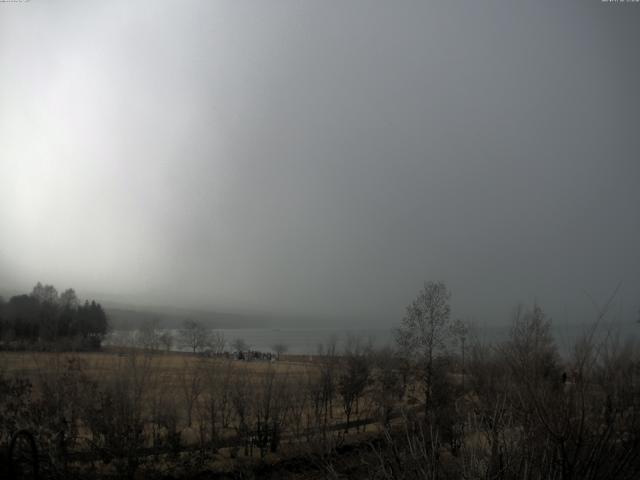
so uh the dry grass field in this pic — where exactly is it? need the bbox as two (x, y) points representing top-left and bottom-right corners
(0, 349), (388, 458)
(0, 347), (394, 478)
(0, 349), (310, 381)
(0, 348), (326, 434)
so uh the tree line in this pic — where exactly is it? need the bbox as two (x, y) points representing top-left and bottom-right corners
(0, 282), (109, 350)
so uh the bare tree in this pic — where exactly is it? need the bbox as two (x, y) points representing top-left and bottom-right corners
(31, 282), (59, 304)
(230, 366), (254, 456)
(59, 289), (78, 309)
(136, 318), (161, 351)
(305, 367), (325, 440)
(179, 319), (210, 353)
(461, 292), (640, 480)
(198, 359), (235, 450)
(208, 331), (226, 355)
(81, 350), (156, 479)
(178, 357), (204, 427)
(253, 366), (289, 456)
(158, 331), (173, 352)
(314, 336), (339, 434)
(371, 347), (404, 427)
(396, 281), (452, 416)
(272, 342), (288, 360)
(232, 337), (248, 353)
(287, 378), (308, 441)
(338, 345), (370, 432)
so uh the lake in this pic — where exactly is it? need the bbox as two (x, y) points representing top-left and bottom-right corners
(105, 320), (639, 356)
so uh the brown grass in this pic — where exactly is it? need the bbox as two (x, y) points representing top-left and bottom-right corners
(0, 349), (310, 378)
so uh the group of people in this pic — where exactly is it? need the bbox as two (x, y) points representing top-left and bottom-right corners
(233, 349), (276, 361)
(199, 349), (277, 361)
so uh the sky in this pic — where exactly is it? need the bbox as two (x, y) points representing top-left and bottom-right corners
(1, 0), (639, 327)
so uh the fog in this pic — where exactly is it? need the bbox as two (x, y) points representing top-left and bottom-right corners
(1, 0), (639, 326)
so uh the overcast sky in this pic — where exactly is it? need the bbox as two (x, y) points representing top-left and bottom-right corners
(1, 0), (639, 326)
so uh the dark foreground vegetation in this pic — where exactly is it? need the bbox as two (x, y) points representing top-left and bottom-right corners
(0, 281), (639, 479)
(0, 283), (108, 351)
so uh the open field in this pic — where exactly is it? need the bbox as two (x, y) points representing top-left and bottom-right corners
(0, 349), (311, 380)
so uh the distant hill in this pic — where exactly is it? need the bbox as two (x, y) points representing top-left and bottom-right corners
(104, 304), (272, 331)
(1, 287), (362, 331)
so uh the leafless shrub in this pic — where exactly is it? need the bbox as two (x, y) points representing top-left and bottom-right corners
(286, 376), (308, 441)
(231, 365), (254, 456)
(158, 330), (173, 352)
(209, 331), (227, 355)
(461, 297), (640, 480)
(0, 370), (34, 445)
(371, 347), (404, 428)
(338, 336), (372, 433)
(178, 357), (204, 427)
(80, 351), (155, 479)
(364, 414), (442, 480)
(197, 358), (234, 451)
(149, 390), (181, 454)
(30, 354), (94, 475)
(252, 365), (289, 456)
(135, 318), (162, 352)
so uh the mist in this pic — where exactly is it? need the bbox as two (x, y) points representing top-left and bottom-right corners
(1, 0), (639, 326)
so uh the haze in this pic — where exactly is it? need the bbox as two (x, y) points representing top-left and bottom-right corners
(1, 0), (639, 326)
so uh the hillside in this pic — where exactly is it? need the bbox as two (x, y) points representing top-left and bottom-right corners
(105, 304), (272, 331)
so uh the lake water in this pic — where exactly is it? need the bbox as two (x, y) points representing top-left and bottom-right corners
(105, 321), (639, 357)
